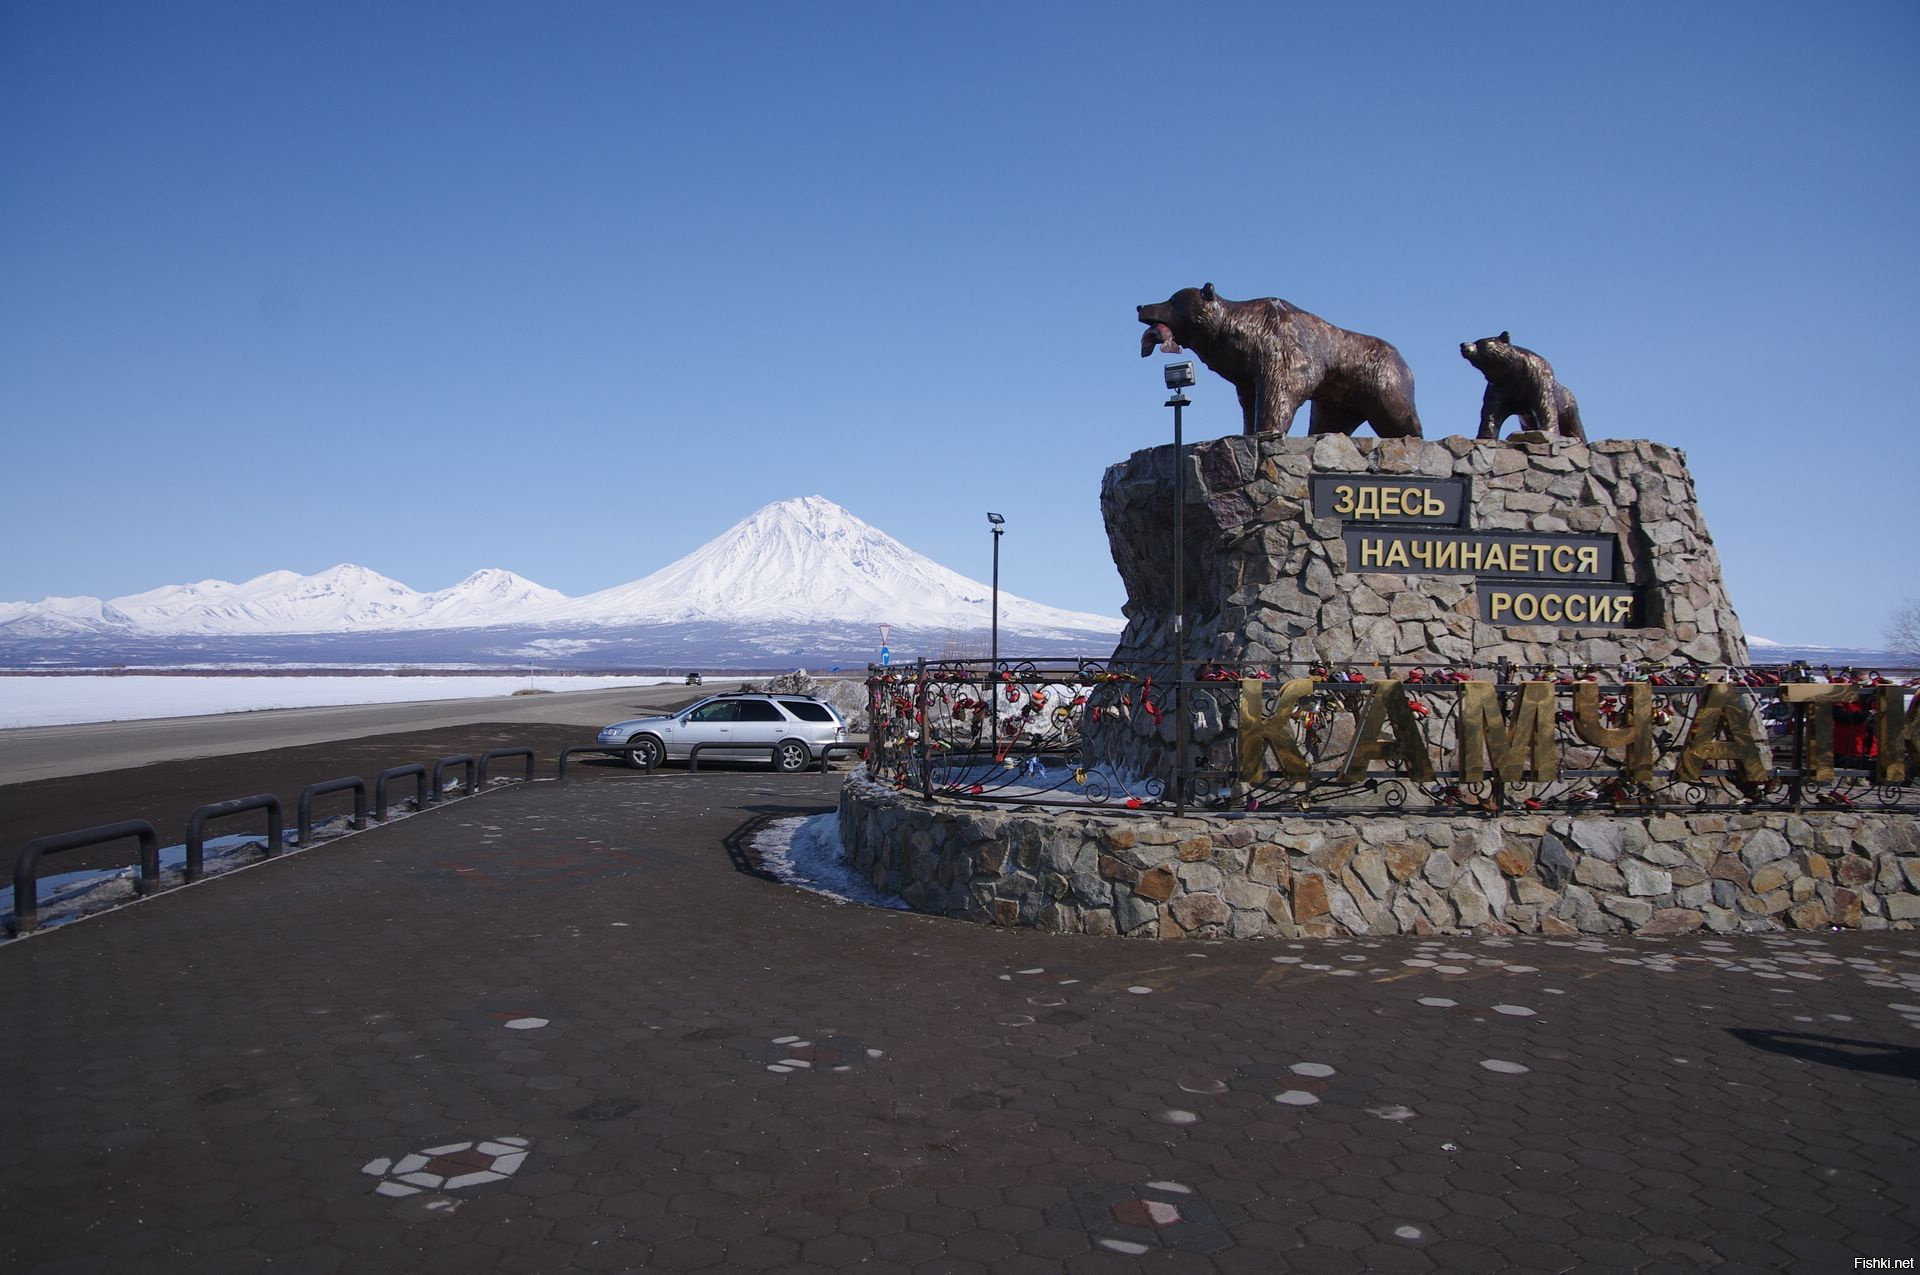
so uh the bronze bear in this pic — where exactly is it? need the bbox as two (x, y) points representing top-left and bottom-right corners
(1137, 283), (1423, 438)
(1459, 331), (1586, 442)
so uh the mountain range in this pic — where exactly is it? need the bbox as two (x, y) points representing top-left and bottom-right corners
(0, 497), (1123, 669)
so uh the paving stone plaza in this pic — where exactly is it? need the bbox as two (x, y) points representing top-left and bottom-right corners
(4, 769), (1916, 1272)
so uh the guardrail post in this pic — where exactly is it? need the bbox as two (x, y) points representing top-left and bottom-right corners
(296, 777), (368, 847)
(431, 754), (477, 803)
(373, 764), (429, 820)
(184, 795), (284, 882)
(10, 821), (160, 936)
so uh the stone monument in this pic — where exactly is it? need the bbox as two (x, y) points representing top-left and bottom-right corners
(835, 287), (1918, 941)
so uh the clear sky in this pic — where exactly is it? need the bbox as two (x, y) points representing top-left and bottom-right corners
(3, 2), (1914, 647)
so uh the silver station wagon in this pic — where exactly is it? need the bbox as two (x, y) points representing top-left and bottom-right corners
(597, 692), (848, 772)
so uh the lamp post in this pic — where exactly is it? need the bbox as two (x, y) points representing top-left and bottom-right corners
(987, 512), (1005, 679)
(1163, 361), (1196, 814)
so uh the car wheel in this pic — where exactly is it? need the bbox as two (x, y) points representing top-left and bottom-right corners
(625, 734), (665, 770)
(775, 739), (811, 773)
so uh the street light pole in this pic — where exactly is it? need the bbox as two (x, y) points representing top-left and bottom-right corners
(987, 512), (1005, 680)
(1163, 363), (1195, 815)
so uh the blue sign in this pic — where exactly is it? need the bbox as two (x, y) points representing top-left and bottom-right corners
(880, 646), (891, 666)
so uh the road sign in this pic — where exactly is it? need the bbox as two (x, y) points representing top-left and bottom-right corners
(880, 646), (891, 666)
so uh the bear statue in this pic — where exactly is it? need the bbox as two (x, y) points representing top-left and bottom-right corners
(1459, 331), (1586, 442)
(1137, 283), (1423, 438)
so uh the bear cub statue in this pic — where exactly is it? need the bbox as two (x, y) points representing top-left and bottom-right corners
(1138, 283), (1422, 438)
(1459, 332), (1586, 442)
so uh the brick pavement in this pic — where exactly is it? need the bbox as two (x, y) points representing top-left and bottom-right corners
(4, 768), (1917, 1273)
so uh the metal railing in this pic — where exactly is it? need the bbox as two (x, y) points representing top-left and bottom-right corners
(430, 754), (476, 804)
(374, 764), (430, 821)
(866, 656), (1920, 817)
(10, 822), (160, 935)
(478, 748), (536, 787)
(9, 743), (541, 938)
(184, 795), (284, 881)
(297, 777), (367, 847)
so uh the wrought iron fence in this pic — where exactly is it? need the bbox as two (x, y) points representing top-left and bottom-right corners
(865, 657), (1920, 817)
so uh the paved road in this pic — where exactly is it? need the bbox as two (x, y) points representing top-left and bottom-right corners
(4, 765), (1917, 1273)
(0, 680), (752, 786)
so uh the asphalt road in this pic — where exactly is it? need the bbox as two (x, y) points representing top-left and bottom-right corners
(0, 680), (750, 787)
(0, 678), (873, 882)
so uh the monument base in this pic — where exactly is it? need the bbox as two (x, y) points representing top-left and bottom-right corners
(839, 772), (1920, 938)
(1100, 433), (1748, 670)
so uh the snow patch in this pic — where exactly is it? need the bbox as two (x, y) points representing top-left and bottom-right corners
(753, 813), (907, 909)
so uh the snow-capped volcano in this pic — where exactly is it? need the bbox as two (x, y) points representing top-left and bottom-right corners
(540, 496), (1122, 635)
(0, 498), (1123, 650)
(2, 566), (567, 637)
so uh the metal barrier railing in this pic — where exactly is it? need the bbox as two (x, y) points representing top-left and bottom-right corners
(185, 795), (284, 882)
(430, 754), (476, 804)
(8, 740), (544, 937)
(866, 656), (1920, 817)
(478, 748), (536, 787)
(10, 821), (161, 936)
(374, 764), (429, 821)
(296, 777), (367, 847)
(556, 744), (649, 781)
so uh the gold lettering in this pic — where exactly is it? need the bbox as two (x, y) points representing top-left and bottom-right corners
(1577, 546), (1600, 574)
(1422, 490), (1447, 518)
(1674, 682), (1769, 784)
(1360, 538), (1384, 567)
(1482, 542), (1508, 572)
(1571, 682), (1655, 782)
(1239, 677), (1316, 783)
(1781, 684), (1863, 782)
(1458, 542), (1483, 571)
(1565, 594), (1588, 623)
(1539, 593), (1564, 622)
(1340, 681), (1436, 782)
(1434, 541), (1459, 570)
(1333, 484), (1355, 515)
(1457, 680), (1559, 784)
(1513, 592), (1539, 622)
(1384, 539), (1409, 568)
(1379, 486), (1402, 516)
(1552, 545), (1575, 573)
(1489, 591), (1513, 622)
(1411, 541), (1433, 567)
(1508, 545), (1532, 573)
(1354, 487), (1382, 517)
(1611, 596), (1634, 624)
(1875, 685), (1920, 784)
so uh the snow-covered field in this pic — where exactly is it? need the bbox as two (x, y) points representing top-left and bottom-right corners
(0, 674), (679, 729)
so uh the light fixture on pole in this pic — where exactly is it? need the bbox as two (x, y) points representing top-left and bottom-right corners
(987, 513), (1006, 679)
(1163, 361), (1195, 815)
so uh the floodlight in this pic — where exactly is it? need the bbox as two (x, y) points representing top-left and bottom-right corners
(1163, 361), (1197, 390)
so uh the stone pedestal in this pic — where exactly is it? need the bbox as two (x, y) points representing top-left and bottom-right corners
(1100, 433), (1748, 670)
(1089, 433), (1750, 782)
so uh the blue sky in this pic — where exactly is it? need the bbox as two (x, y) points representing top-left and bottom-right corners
(3, 1), (1914, 647)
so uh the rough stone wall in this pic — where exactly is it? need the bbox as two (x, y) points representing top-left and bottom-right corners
(840, 773), (1920, 939)
(1098, 433), (1749, 673)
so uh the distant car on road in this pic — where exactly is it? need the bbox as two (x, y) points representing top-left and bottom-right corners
(597, 692), (847, 772)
